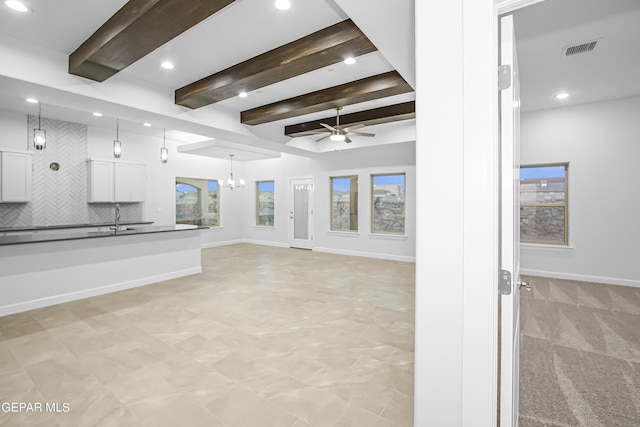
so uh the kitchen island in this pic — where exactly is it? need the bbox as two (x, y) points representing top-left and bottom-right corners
(0, 224), (203, 316)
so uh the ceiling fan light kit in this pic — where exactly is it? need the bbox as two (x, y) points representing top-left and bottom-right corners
(295, 106), (376, 143)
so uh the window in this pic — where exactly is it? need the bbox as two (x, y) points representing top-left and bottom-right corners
(256, 181), (275, 226)
(371, 173), (406, 235)
(175, 178), (220, 227)
(520, 164), (568, 245)
(330, 176), (358, 231)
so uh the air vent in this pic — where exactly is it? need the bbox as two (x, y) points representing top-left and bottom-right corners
(563, 40), (599, 57)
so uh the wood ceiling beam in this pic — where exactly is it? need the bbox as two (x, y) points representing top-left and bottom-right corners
(69, 0), (235, 82)
(241, 71), (413, 126)
(175, 19), (378, 109)
(284, 101), (415, 137)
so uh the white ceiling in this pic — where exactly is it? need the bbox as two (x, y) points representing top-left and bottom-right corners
(513, 0), (640, 112)
(0, 0), (637, 159)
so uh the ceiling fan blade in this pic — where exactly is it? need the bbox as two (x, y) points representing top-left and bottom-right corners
(349, 131), (375, 137)
(320, 123), (336, 132)
(344, 136), (352, 143)
(295, 130), (330, 136)
(315, 134), (331, 142)
(342, 123), (365, 132)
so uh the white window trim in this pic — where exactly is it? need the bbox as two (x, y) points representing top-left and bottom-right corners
(326, 230), (360, 237)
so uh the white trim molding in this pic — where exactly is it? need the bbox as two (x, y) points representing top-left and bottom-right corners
(495, 0), (545, 14)
(520, 268), (640, 288)
(314, 246), (415, 263)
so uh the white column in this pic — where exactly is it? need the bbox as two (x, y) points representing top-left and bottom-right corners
(414, 0), (498, 425)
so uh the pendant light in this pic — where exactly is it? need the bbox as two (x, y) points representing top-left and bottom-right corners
(33, 102), (46, 150)
(113, 118), (122, 158)
(160, 128), (168, 163)
(218, 154), (245, 190)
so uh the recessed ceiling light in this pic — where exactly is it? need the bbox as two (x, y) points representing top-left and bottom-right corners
(343, 57), (356, 65)
(93, 112), (103, 117)
(143, 123), (152, 127)
(5, 1), (31, 13)
(238, 92), (248, 98)
(161, 61), (174, 70)
(25, 98), (38, 103)
(274, 0), (291, 10)
(555, 92), (570, 100)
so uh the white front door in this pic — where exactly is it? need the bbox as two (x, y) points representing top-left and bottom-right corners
(499, 13), (523, 427)
(289, 178), (314, 249)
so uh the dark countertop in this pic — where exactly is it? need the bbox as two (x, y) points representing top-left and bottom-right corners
(0, 224), (202, 246)
(0, 221), (154, 233)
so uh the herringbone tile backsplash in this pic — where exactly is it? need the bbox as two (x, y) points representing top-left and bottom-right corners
(0, 116), (142, 228)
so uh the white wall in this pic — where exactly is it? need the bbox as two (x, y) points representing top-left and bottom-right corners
(86, 125), (245, 246)
(240, 143), (416, 261)
(1, 108), (415, 260)
(0, 109), (28, 151)
(520, 96), (640, 287)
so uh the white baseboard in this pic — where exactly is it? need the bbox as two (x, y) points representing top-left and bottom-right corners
(314, 246), (415, 263)
(201, 239), (245, 248)
(244, 239), (289, 248)
(200, 239), (414, 262)
(520, 268), (640, 288)
(0, 267), (202, 317)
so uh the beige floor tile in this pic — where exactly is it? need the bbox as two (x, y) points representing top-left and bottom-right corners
(25, 359), (101, 399)
(83, 352), (148, 385)
(7, 331), (75, 367)
(0, 244), (416, 427)
(336, 405), (399, 427)
(0, 341), (22, 375)
(31, 306), (81, 330)
(380, 390), (414, 426)
(267, 386), (350, 427)
(131, 395), (227, 427)
(212, 351), (280, 383)
(0, 312), (44, 339)
(206, 385), (298, 427)
(324, 381), (396, 416)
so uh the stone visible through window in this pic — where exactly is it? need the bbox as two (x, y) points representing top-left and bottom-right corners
(371, 173), (405, 235)
(520, 164), (568, 245)
(331, 176), (358, 231)
(175, 178), (219, 227)
(256, 181), (274, 226)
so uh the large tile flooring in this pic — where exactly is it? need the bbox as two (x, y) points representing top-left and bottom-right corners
(0, 244), (415, 427)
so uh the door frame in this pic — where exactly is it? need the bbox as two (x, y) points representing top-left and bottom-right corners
(414, 0), (543, 426)
(288, 177), (314, 249)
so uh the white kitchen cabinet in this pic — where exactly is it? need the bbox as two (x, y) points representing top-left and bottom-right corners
(87, 160), (115, 203)
(115, 163), (145, 202)
(0, 151), (32, 203)
(87, 159), (145, 203)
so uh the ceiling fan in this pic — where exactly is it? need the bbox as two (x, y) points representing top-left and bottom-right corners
(298, 107), (375, 143)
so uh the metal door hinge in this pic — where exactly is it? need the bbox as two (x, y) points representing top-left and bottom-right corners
(498, 65), (512, 91)
(498, 269), (512, 295)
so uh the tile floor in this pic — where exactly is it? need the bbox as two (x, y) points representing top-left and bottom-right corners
(0, 244), (415, 427)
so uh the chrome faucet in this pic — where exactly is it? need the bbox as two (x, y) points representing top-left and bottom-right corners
(114, 203), (120, 231)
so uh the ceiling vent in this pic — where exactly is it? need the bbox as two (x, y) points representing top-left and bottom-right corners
(563, 40), (599, 57)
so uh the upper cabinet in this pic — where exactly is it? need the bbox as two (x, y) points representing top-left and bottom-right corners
(87, 160), (115, 203)
(87, 159), (145, 203)
(0, 151), (32, 203)
(114, 163), (145, 202)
